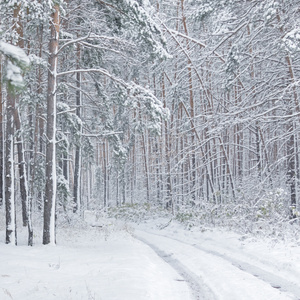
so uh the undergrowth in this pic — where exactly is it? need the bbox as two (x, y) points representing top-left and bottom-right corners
(106, 188), (300, 243)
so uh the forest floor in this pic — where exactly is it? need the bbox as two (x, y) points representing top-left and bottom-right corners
(0, 213), (300, 299)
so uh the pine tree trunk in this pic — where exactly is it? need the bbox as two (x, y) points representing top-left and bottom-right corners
(73, 44), (82, 213)
(5, 93), (16, 245)
(130, 134), (136, 205)
(103, 141), (107, 208)
(141, 132), (150, 202)
(122, 168), (126, 205)
(43, 4), (60, 245)
(181, 0), (196, 202)
(287, 122), (296, 218)
(162, 74), (173, 211)
(14, 109), (29, 226)
(14, 108), (33, 245)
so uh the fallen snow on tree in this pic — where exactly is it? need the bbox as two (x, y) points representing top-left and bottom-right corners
(0, 41), (29, 67)
(0, 41), (29, 87)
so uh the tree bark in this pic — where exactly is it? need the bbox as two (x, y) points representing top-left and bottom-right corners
(181, 0), (196, 202)
(287, 122), (296, 218)
(160, 73), (173, 210)
(43, 4), (60, 245)
(103, 141), (107, 208)
(14, 108), (33, 245)
(141, 132), (150, 202)
(14, 109), (28, 226)
(5, 92), (17, 245)
(73, 43), (82, 213)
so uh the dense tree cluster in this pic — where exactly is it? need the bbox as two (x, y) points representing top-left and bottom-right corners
(0, 0), (299, 245)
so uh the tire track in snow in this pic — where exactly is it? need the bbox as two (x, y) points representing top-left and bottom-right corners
(138, 230), (300, 300)
(193, 245), (300, 299)
(136, 235), (217, 300)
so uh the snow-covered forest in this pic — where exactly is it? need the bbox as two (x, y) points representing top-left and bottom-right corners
(1, 0), (300, 299)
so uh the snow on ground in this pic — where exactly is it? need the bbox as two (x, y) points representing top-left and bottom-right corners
(134, 218), (300, 299)
(1, 215), (300, 300)
(0, 222), (190, 300)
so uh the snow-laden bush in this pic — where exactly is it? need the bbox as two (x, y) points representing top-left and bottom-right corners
(255, 188), (289, 221)
(104, 188), (299, 242)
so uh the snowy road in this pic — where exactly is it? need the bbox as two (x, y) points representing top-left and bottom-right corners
(1, 220), (300, 299)
(134, 227), (300, 300)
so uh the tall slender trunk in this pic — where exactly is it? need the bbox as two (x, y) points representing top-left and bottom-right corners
(14, 110), (28, 226)
(285, 52), (298, 219)
(130, 132), (136, 205)
(5, 92), (16, 245)
(34, 25), (45, 209)
(16, 123), (33, 245)
(155, 138), (161, 203)
(122, 168), (126, 205)
(103, 141), (107, 208)
(162, 74), (173, 211)
(73, 44), (82, 213)
(181, 0), (196, 201)
(17, 4), (33, 244)
(43, 4), (60, 245)
(287, 122), (296, 217)
(141, 132), (150, 202)
(14, 108), (33, 245)
(5, 3), (23, 245)
(152, 75), (161, 204)
(255, 124), (262, 180)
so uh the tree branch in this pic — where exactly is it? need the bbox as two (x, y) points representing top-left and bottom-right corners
(57, 31), (91, 54)
(57, 68), (127, 87)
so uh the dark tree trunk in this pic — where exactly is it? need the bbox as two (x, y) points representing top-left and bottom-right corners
(5, 93), (17, 245)
(162, 74), (173, 212)
(43, 4), (60, 245)
(287, 123), (296, 219)
(73, 44), (82, 213)
(73, 86), (81, 210)
(103, 141), (107, 208)
(14, 108), (33, 245)
(14, 109), (28, 226)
